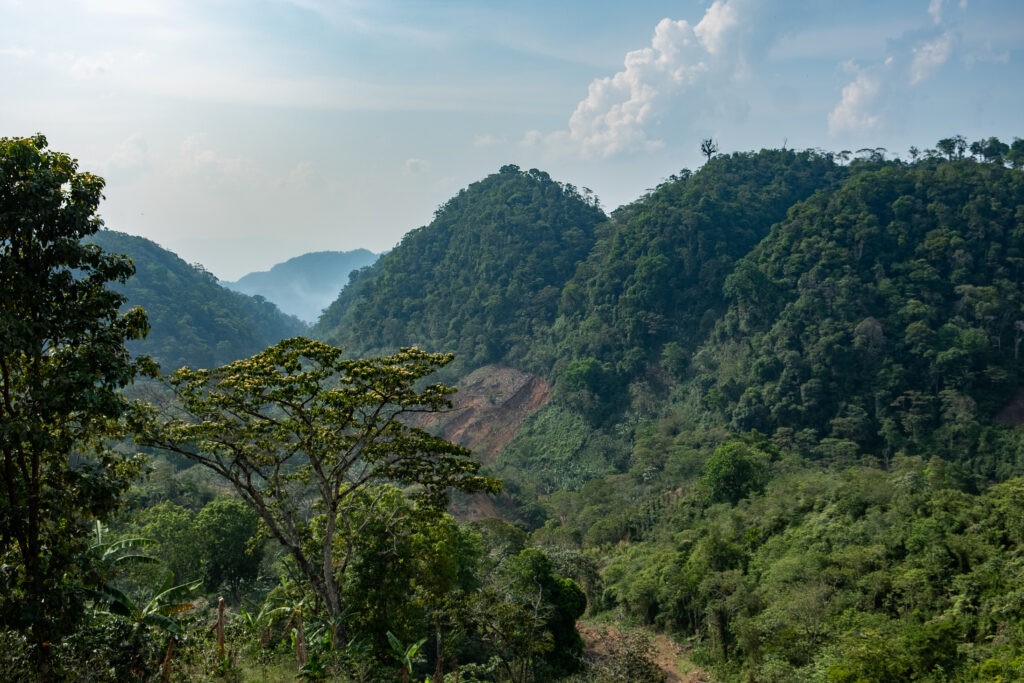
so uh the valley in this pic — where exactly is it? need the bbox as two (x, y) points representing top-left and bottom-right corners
(4, 134), (1024, 681)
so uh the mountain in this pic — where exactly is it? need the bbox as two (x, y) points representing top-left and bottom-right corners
(85, 230), (307, 370)
(535, 148), (847, 423)
(306, 148), (1024, 679)
(309, 150), (1024, 475)
(314, 164), (607, 370)
(223, 249), (378, 323)
(695, 158), (1024, 468)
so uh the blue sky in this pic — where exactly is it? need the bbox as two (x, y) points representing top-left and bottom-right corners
(2, 0), (1022, 280)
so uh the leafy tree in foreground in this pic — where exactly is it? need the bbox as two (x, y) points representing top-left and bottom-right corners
(0, 135), (150, 675)
(141, 337), (500, 646)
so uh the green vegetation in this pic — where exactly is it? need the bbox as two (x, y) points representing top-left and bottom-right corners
(5, 133), (1024, 681)
(315, 164), (606, 371)
(698, 157), (1024, 469)
(539, 148), (846, 411)
(0, 135), (151, 678)
(86, 230), (307, 371)
(141, 337), (501, 646)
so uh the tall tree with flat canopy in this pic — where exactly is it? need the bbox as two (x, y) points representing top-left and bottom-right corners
(141, 337), (500, 646)
(701, 138), (719, 161)
(0, 135), (150, 675)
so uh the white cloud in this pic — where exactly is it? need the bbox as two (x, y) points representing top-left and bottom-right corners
(403, 158), (429, 175)
(826, 0), (971, 136)
(694, 0), (740, 55)
(827, 62), (883, 134)
(175, 135), (256, 179)
(909, 33), (953, 84)
(473, 134), (506, 148)
(70, 53), (114, 78)
(524, 1), (745, 159)
(109, 134), (148, 169)
(0, 45), (33, 59)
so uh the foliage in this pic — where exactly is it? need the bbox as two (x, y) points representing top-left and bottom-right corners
(0, 135), (150, 672)
(124, 496), (262, 598)
(470, 547), (588, 682)
(700, 438), (773, 505)
(8, 135), (1024, 680)
(142, 337), (500, 645)
(591, 456), (1024, 681)
(315, 164), (606, 370)
(538, 148), (845, 423)
(86, 230), (307, 371)
(698, 157), (1024, 465)
(494, 405), (626, 501)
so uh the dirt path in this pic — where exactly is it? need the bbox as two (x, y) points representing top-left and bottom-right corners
(577, 621), (711, 682)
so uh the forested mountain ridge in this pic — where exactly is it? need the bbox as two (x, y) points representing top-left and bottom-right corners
(314, 164), (607, 370)
(548, 149), (845, 367)
(8, 130), (1024, 681)
(532, 148), (848, 424)
(85, 230), (307, 370)
(223, 248), (378, 323)
(696, 158), (1024, 471)
(306, 144), (1024, 679)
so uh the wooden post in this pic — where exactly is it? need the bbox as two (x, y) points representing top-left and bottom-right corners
(216, 596), (226, 656)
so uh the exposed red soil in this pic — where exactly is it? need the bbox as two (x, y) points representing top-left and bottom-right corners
(417, 365), (552, 520)
(577, 621), (710, 682)
(430, 365), (552, 463)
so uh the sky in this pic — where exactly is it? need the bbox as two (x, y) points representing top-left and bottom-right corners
(2, 0), (1022, 281)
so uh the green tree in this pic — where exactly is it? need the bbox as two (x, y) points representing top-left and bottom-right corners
(196, 496), (262, 595)
(701, 138), (719, 161)
(0, 135), (149, 673)
(141, 337), (500, 645)
(701, 439), (772, 505)
(473, 548), (586, 681)
(936, 135), (967, 160)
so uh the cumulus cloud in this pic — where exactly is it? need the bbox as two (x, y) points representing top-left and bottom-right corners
(523, 0), (746, 159)
(827, 62), (884, 134)
(827, 2), (965, 135)
(910, 33), (953, 84)
(694, 0), (740, 55)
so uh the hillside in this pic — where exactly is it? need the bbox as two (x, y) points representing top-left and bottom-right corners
(308, 145), (1024, 679)
(695, 158), (1024, 470)
(314, 164), (607, 370)
(85, 230), (307, 370)
(555, 149), (843, 364)
(223, 249), (378, 323)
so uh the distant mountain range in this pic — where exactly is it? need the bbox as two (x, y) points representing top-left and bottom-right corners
(223, 249), (378, 323)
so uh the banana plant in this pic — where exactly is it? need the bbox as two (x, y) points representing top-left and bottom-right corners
(387, 631), (427, 683)
(234, 598), (292, 648)
(88, 520), (161, 580)
(99, 571), (202, 636)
